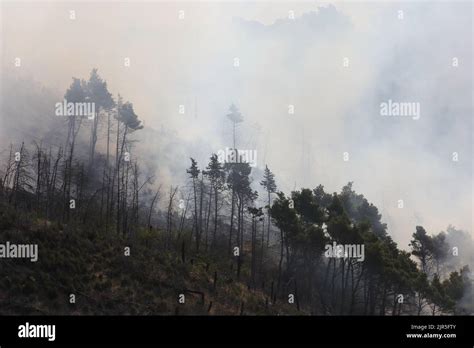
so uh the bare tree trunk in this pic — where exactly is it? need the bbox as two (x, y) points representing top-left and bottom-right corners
(267, 190), (271, 247)
(251, 216), (256, 286)
(148, 186), (161, 228)
(228, 188), (235, 254)
(105, 112), (111, 232)
(213, 186), (218, 247)
(116, 117), (121, 235)
(198, 175), (204, 251)
(167, 186), (178, 244)
(89, 107), (100, 169)
(178, 193), (190, 236)
(63, 116), (83, 222)
(191, 177), (199, 251)
(205, 182), (212, 251)
(34, 142), (42, 211)
(277, 228), (284, 297)
(122, 157), (130, 237)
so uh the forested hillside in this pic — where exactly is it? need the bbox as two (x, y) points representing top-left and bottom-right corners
(0, 70), (472, 315)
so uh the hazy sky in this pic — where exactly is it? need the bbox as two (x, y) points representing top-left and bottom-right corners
(1, 1), (472, 249)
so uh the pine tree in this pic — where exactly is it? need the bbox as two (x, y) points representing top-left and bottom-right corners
(205, 154), (225, 247)
(260, 165), (277, 247)
(187, 158), (201, 251)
